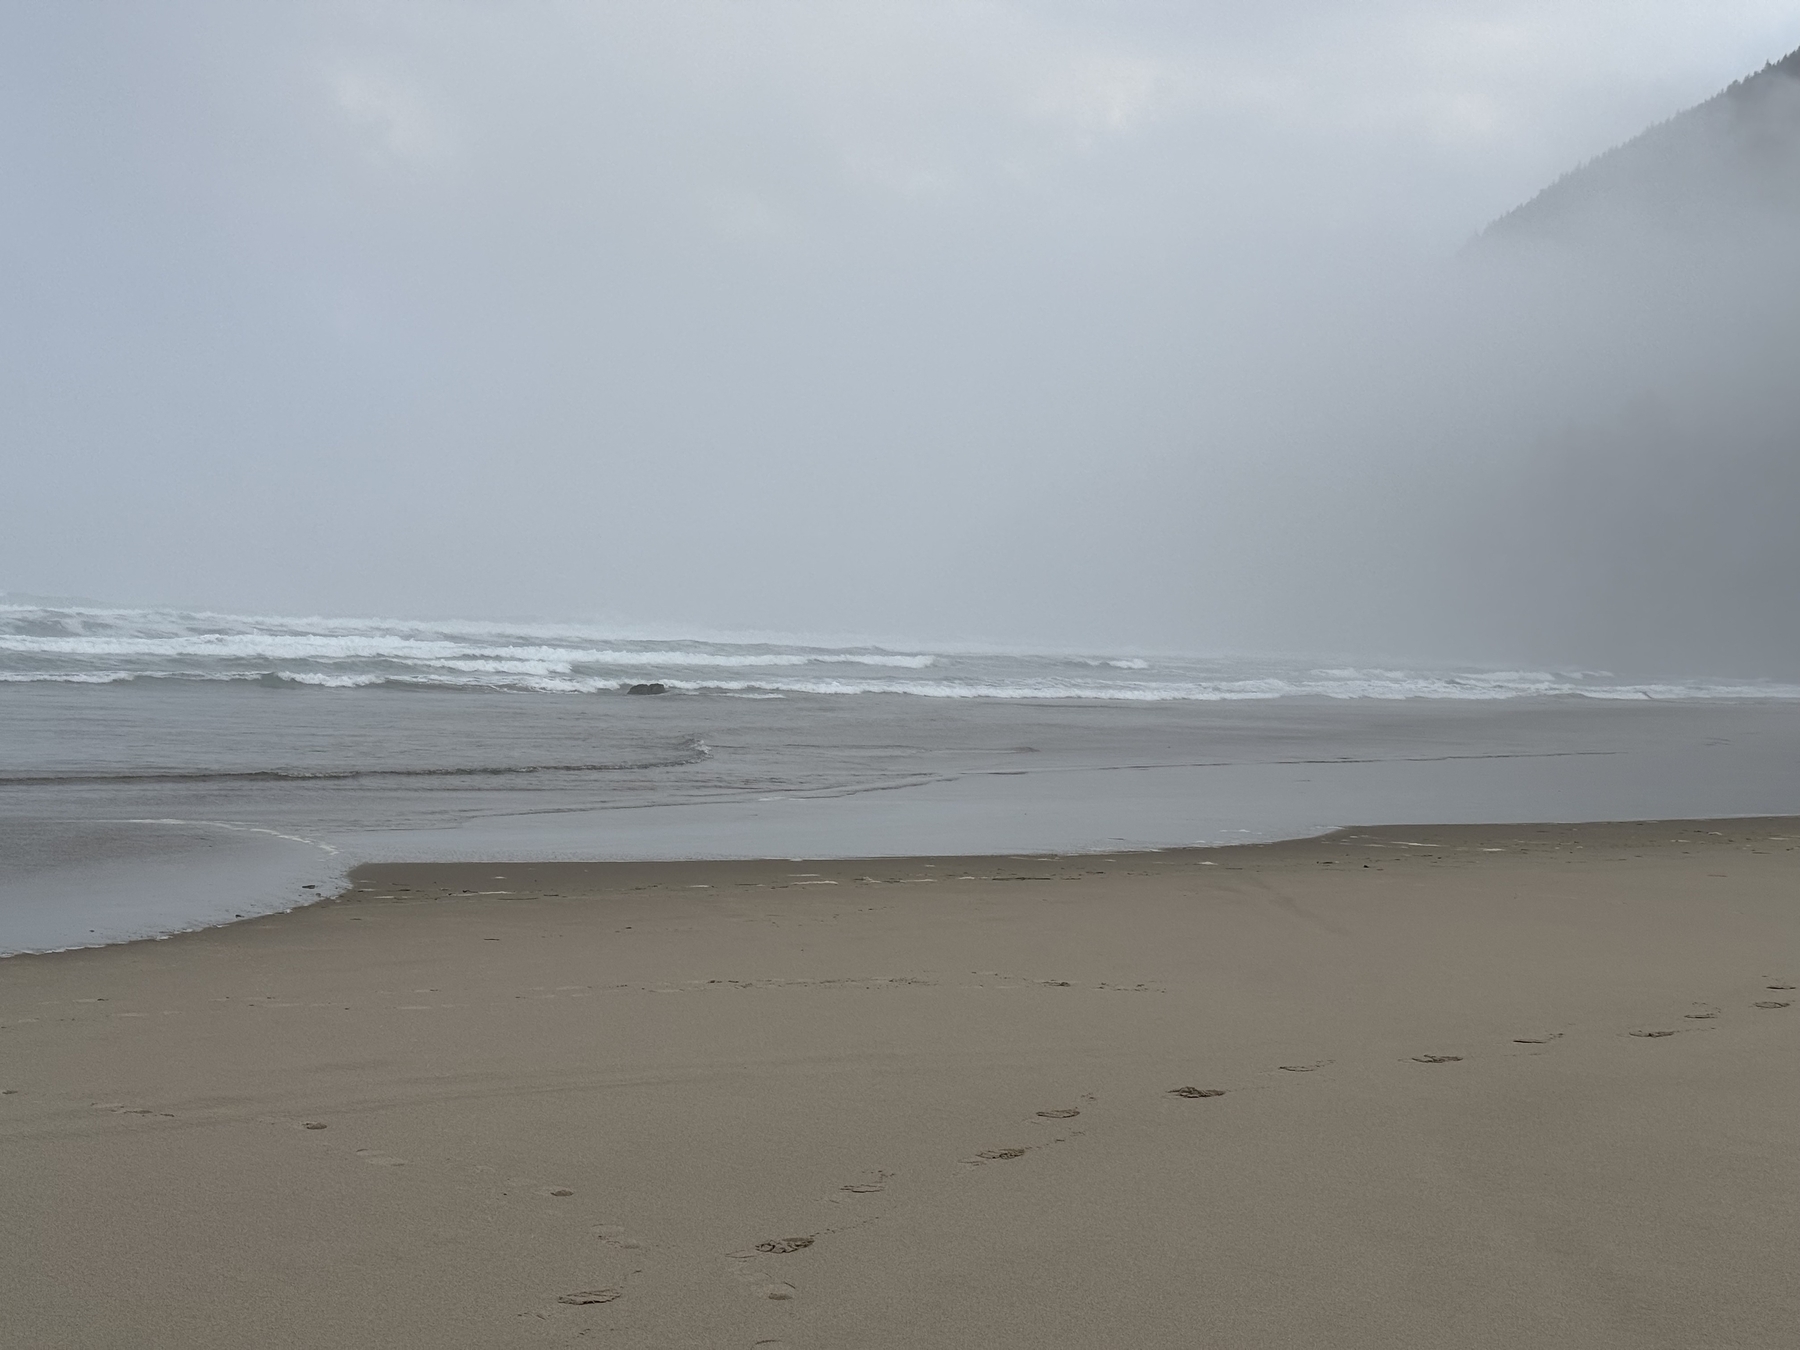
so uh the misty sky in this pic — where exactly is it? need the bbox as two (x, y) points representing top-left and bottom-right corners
(3, 3), (1797, 669)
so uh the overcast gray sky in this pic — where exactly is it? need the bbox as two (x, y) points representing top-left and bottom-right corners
(3, 3), (1797, 669)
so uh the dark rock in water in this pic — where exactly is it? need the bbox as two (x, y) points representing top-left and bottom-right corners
(626, 682), (667, 695)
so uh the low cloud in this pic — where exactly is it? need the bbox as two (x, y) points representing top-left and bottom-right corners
(0, 2), (1795, 673)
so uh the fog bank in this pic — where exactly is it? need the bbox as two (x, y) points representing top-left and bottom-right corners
(2, 4), (1796, 673)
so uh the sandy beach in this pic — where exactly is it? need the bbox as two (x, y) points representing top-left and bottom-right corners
(12, 11), (1800, 1350)
(3, 819), (1796, 1349)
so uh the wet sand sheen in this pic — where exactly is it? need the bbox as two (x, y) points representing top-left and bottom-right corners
(1, 820), (1796, 1348)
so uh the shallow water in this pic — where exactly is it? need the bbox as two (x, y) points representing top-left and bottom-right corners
(4, 672), (1799, 954)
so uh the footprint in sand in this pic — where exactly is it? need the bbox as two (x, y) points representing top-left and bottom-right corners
(1512, 1033), (1563, 1044)
(1685, 1008), (1719, 1019)
(301, 1121), (328, 1130)
(557, 1288), (622, 1306)
(1753, 1001), (1791, 1009)
(1629, 1030), (1677, 1038)
(1767, 983), (1796, 990)
(1411, 1054), (1463, 1063)
(839, 1168), (893, 1195)
(1278, 1061), (1329, 1073)
(728, 1264), (797, 1301)
(95, 1103), (176, 1118)
(356, 1148), (406, 1166)
(1168, 1087), (1226, 1099)
(539, 1186), (575, 1197)
(754, 1237), (814, 1255)
(968, 1147), (1028, 1163)
(593, 1225), (645, 1250)
(1036, 1108), (1081, 1118)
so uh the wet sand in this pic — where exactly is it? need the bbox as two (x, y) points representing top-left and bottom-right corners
(13, 686), (1800, 956)
(2, 820), (1796, 1348)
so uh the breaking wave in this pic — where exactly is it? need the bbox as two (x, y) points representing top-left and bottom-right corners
(4, 602), (1798, 702)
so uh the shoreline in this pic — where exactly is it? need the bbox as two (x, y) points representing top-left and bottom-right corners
(11, 690), (1800, 956)
(3, 811), (1795, 962)
(10, 810), (1800, 964)
(4, 815), (1795, 1347)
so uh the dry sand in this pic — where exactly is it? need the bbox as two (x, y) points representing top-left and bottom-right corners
(2, 820), (1796, 1349)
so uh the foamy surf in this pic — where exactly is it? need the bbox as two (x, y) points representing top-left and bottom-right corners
(2, 603), (1797, 702)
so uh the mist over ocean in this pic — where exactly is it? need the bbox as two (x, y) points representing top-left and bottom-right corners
(7, 14), (1800, 1348)
(4, 15), (1800, 954)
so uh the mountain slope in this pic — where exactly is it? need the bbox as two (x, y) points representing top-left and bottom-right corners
(1485, 45), (1800, 240)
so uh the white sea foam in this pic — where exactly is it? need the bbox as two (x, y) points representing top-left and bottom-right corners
(9, 667), (1798, 703)
(0, 670), (136, 684)
(0, 633), (935, 669)
(3, 604), (1797, 702)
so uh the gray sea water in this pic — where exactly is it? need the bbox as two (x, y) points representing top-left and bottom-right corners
(4, 604), (1799, 954)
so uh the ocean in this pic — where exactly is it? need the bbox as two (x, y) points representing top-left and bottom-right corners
(8, 604), (1800, 702)
(5, 601), (1800, 954)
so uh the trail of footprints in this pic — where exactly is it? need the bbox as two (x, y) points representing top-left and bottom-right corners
(713, 1108), (1095, 1312)
(516, 972), (1167, 999)
(691, 980), (1791, 1316)
(4, 970), (1169, 1029)
(28, 973), (1785, 1341)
